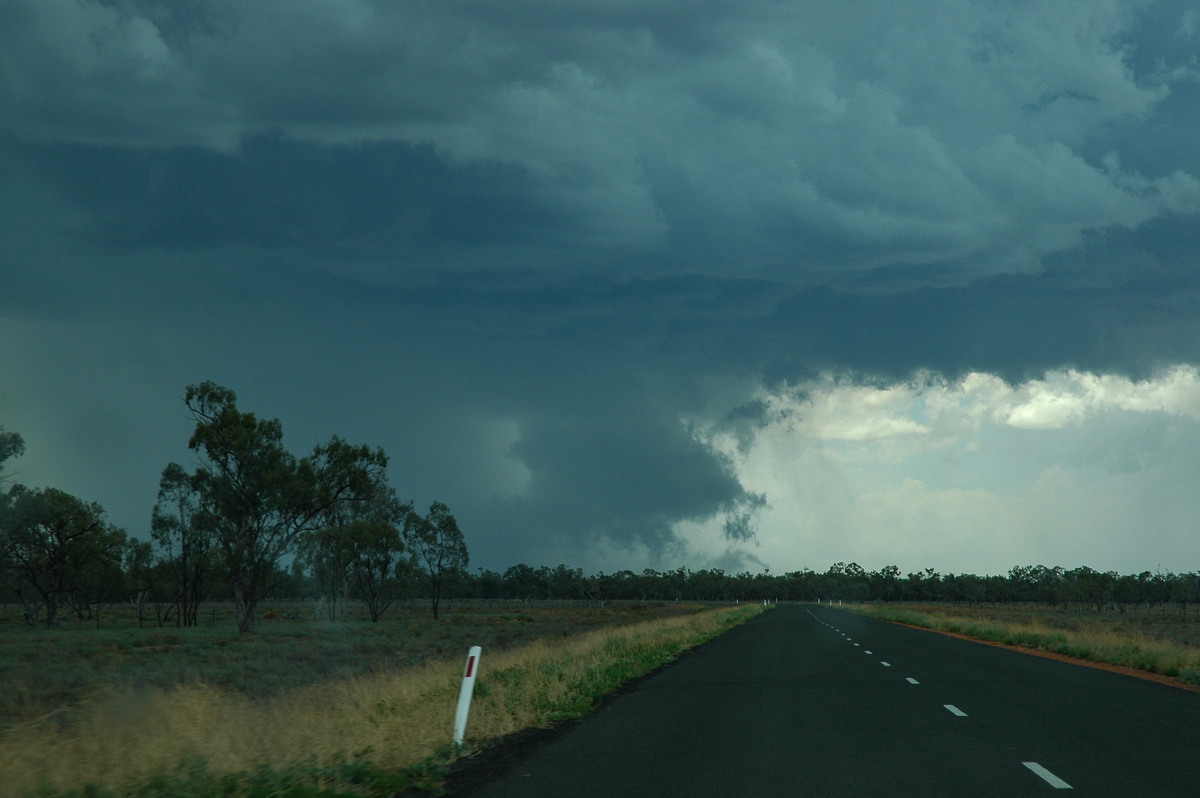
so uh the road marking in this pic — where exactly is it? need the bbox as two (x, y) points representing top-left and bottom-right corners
(906, 677), (919, 685)
(864, 650), (873, 654)
(880, 661), (892, 667)
(854, 643), (861, 647)
(944, 704), (967, 716)
(1022, 762), (1073, 790)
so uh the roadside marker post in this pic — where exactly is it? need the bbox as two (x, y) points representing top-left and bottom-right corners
(453, 646), (482, 747)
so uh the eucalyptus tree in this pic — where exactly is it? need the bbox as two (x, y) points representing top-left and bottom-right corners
(0, 425), (23, 483)
(0, 425), (24, 530)
(1, 487), (127, 626)
(301, 474), (414, 621)
(405, 501), (468, 620)
(343, 518), (418, 622)
(150, 462), (212, 626)
(183, 381), (388, 634)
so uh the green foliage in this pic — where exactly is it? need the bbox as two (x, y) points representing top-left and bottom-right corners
(0, 424), (24, 490)
(405, 502), (468, 620)
(150, 463), (214, 627)
(182, 382), (389, 633)
(298, 475), (415, 623)
(1, 487), (128, 627)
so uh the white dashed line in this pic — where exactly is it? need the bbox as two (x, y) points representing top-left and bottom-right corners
(944, 704), (967, 717)
(853, 643), (861, 647)
(864, 650), (873, 655)
(905, 677), (919, 685)
(1022, 762), (1073, 790)
(880, 661), (892, 667)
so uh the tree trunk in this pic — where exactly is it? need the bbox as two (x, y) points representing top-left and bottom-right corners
(233, 582), (256, 634)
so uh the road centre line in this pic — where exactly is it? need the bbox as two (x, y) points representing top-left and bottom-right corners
(906, 677), (919, 685)
(1022, 762), (1073, 790)
(880, 661), (892, 667)
(944, 704), (967, 717)
(864, 650), (872, 654)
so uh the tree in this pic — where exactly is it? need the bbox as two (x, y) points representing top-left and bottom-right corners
(502, 562), (547, 601)
(0, 425), (24, 485)
(150, 463), (213, 627)
(405, 501), (468, 620)
(123, 538), (156, 627)
(300, 473), (414, 622)
(1, 487), (126, 627)
(299, 522), (355, 621)
(0, 425), (25, 537)
(183, 381), (388, 633)
(344, 519), (418, 622)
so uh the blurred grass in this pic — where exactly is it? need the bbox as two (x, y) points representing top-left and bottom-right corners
(0, 602), (761, 796)
(848, 603), (1200, 685)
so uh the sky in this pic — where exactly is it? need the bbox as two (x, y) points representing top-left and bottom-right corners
(2, 0), (1200, 578)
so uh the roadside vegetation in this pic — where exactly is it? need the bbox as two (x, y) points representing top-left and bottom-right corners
(848, 602), (1200, 686)
(0, 601), (761, 797)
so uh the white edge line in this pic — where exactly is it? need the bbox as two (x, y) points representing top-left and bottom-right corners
(1022, 762), (1073, 789)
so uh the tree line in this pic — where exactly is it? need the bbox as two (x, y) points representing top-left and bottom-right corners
(0, 382), (468, 632)
(5, 390), (1200, 630)
(491, 562), (1198, 613)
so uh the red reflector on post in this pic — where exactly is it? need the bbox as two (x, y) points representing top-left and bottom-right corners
(454, 646), (482, 747)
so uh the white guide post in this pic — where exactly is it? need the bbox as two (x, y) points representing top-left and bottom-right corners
(453, 646), (482, 747)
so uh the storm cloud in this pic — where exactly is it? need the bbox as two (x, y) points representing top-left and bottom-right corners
(2, 0), (1199, 572)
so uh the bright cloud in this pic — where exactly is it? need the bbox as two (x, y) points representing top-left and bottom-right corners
(682, 366), (1200, 573)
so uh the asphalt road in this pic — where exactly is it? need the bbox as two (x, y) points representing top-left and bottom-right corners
(459, 604), (1200, 796)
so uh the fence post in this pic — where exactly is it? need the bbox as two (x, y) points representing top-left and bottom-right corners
(453, 646), (482, 747)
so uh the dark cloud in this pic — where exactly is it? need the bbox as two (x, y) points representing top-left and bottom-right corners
(6, 0), (1198, 278)
(2, 1), (1199, 570)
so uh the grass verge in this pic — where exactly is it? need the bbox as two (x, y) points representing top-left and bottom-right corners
(1, 604), (761, 797)
(847, 603), (1200, 686)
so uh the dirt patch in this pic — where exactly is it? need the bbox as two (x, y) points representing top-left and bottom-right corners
(892, 621), (1200, 695)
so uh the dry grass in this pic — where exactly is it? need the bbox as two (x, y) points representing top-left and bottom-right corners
(848, 603), (1200, 685)
(0, 604), (759, 796)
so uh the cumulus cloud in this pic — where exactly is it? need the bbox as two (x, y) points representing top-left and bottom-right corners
(686, 367), (1200, 572)
(960, 367), (1200, 428)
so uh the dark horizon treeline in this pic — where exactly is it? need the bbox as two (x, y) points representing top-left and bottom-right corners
(453, 561), (1200, 613)
(3, 557), (1198, 623)
(5, 405), (1200, 629)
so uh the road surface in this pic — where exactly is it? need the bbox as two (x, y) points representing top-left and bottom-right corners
(456, 604), (1200, 796)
